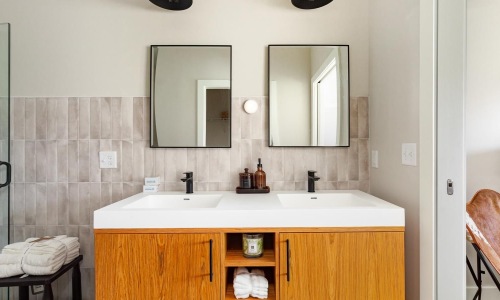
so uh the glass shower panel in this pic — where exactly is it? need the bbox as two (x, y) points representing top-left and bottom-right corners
(0, 23), (10, 252)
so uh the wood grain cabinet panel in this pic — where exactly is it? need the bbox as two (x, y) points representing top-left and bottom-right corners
(279, 232), (405, 300)
(95, 233), (220, 300)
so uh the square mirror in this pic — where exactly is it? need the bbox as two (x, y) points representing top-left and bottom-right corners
(268, 45), (350, 147)
(150, 45), (232, 148)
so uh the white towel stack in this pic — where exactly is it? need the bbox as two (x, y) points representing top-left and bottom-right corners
(233, 267), (252, 299)
(233, 267), (269, 299)
(250, 269), (269, 299)
(0, 235), (80, 278)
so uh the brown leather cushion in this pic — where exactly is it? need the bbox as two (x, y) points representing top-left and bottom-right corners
(466, 189), (500, 274)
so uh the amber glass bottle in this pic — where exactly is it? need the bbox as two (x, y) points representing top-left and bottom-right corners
(254, 158), (266, 189)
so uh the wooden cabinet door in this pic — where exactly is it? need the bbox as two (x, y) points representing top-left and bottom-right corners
(279, 232), (405, 300)
(95, 233), (220, 300)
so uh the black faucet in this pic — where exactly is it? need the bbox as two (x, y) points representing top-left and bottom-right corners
(307, 170), (320, 193)
(181, 171), (193, 194)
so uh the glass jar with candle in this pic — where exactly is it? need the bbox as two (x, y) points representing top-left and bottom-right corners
(242, 233), (264, 258)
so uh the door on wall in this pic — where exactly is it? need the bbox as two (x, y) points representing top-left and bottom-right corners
(436, 1), (466, 299)
(0, 22), (11, 297)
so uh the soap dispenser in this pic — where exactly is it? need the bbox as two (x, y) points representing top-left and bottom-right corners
(254, 158), (266, 189)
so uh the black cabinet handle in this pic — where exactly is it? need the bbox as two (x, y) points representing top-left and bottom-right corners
(209, 239), (213, 282)
(286, 239), (290, 282)
(0, 161), (11, 188)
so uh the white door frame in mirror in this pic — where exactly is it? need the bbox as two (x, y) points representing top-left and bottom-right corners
(196, 80), (230, 146)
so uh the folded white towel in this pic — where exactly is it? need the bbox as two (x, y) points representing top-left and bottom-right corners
(234, 267), (249, 276)
(234, 291), (250, 299)
(251, 290), (268, 299)
(0, 236), (81, 277)
(250, 268), (265, 277)
(251, 273), (269, 290)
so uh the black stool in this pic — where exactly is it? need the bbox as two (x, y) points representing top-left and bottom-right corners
(0, 255), (82, 300)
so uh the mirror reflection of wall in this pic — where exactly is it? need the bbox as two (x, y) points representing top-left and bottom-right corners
(150, 45), (231, 148)
(269, 45), (349, 147)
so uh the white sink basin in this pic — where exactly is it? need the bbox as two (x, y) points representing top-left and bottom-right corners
(123, 194), (222, 209)
(278, 193), (375, 208)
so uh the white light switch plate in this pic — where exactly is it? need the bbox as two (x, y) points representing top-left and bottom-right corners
(99, 151), (117, 168)
(402, 143), (417, 166)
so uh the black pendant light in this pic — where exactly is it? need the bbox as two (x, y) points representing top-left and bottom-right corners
(292, 0), (333, 9)
(150, 0), (192, 10)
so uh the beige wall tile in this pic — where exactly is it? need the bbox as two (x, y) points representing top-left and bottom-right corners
(35, 141), (47, 182)
(57, 97), (68, 139)
(144, 142), (155, 177)
(47, 98), (58, 140)
(12, 98), (25, 140)
(231, 97), (241, 140)
(79, 183), (90, 225)
(349, 97), (358, 138)
(35, 183), (47, 225)
(46, 140), (57, 182)
(68, 141), (79, 183)
(132, 140), (145, 182)
(78, 140), (90, 182)
(99, 140), (112, 182)
(25, 183), (36, 225)
(68, 98), (79, 140)
(196, 149), (210, 182)
(133, 97), (144, 140)
(89, 140), (101, 182)
(154, 149), (165, 182)
(100, 182), (112, 208)
(121, 141), (133, 182)
(12, 183), (25, 225)
(337, 148), (348, 182)
(121, 97), (133, 140)
(358, 97), (369, 138)
(68, 183), (79, 225)
(79, 98), (90, 140)
(111, 97), (121, 140)
(111, 140), (122, 182)
(101, 98), (112, 139)
(25, 98), (36, 140)
(57, 183), (69, 225)
(90, 98), (101, 139)
(358, 138), (370, 181)
(46, 183), (58, 225)
(348, 138), (359, 180)
(144, 97), (151, 140)
(111, 183), (123, 203)
(12, 140), (24, 182)
(326, 148), (338, 182)
(36, 98), (47, 140)
(57, 140), (68, 183)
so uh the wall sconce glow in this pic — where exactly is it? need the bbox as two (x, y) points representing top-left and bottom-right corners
(150, 0), (192, 10)
(244, 99), (259, 114)
(292, 0), (333, 9)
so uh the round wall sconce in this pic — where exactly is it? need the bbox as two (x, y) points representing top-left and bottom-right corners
(244, 99), (259, 114)
(150, 0), (192, 10)
(292, 0), (333, 9)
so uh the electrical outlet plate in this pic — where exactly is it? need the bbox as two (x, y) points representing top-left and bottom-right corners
(99, 151), (117, 169)
(402, 143), (417, 166)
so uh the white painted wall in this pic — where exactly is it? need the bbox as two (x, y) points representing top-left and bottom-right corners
(369, 1), (420, 300)
(466, 0), (500, 297)
(0, 0), (369, 98)
(269, 46), (311, 145)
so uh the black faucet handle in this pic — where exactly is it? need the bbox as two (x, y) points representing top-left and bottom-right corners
(308, 170), (317, 176)
(183, 171), (193, 178)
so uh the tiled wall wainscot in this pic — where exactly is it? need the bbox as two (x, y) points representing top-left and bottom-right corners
(8, 96), (369, 299)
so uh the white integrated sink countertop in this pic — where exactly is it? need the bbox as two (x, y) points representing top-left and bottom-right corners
(94, 190), (405, 229)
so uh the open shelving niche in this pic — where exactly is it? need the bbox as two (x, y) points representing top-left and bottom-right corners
(223, 232), (278, 300)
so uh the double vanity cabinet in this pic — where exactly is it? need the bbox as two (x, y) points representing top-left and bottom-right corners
(94, 191), (405, 299)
